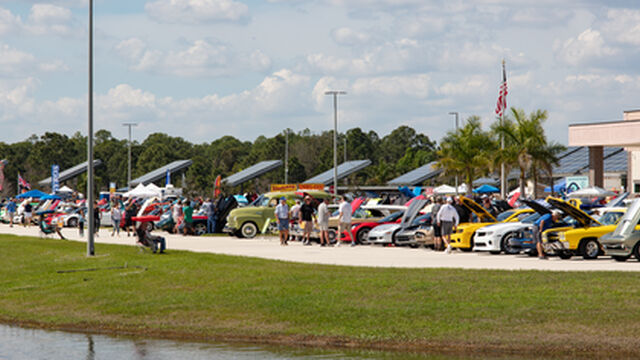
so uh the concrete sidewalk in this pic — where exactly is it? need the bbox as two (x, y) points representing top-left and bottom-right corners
(1, 223), (639, 272)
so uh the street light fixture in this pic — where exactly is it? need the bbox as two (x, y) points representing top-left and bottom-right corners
(449, 112), (460, 195)
(325, 90), (347, 196)
(87, 0), (95, 256)
(123, 122), (138, 189)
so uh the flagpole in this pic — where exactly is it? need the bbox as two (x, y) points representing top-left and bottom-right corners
(500, 59), (506, 200)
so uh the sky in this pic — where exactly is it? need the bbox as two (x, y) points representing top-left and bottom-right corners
(1, 0), (640, 145)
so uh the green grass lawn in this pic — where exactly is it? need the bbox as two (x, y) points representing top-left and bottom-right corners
(0, 234), (639, 358)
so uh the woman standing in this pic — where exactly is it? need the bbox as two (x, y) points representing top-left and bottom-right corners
(110, 201), (122, 236)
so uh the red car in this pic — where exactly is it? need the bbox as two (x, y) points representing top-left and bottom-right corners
(340, 210), (405, 243)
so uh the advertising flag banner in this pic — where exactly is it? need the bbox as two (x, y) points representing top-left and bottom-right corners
(51, 165), (60, 193)
(298, 183), (325, 191)
(270, 184), (297, 192)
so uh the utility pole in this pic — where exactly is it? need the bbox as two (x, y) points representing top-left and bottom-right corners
(324, 90), (346, 196)
(449, 112), (459, 195)
(123, 122), (138, 190)
(87, 0), (95, 256)
(284, 128), (289, 183)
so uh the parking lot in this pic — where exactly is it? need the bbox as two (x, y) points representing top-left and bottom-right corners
(2, 223), (639, 272)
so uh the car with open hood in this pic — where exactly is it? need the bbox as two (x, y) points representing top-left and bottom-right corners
(339, 208), (405, 244)
(600, 198), (640, 261)
(473, 199), (548, 254)
(367, 199), (427, 245)
(450, 196), (532, 251)
(538, 196), (624, 259)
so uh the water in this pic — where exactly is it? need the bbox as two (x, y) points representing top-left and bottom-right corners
(0, 324), (476, 360)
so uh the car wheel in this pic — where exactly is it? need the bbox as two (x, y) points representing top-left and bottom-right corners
(633, 243), (640, 261)
(194, 222), (207, 236)
(240, 222), (258, 239)
(328, 229), (337, 244)
(580, 238), (600, 260)
(356, 228), (371, 244)
(558, 252), (572, 260)
(501, 232), (519, 255)
(612, 255), (630, 262)
(67, 218), (78, 227)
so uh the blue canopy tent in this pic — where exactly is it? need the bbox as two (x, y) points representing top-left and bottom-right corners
(41, 194), (62, 200)
(544, 179), (566, 193)
(16, 189), (47, 199)
(473, 184), (500, 194)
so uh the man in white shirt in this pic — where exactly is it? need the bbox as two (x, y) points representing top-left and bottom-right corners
(436, 197), (460, 253)
(274, 197), (290, 246)
(317, 198), (330, 246)
(338, 196), (354, 246)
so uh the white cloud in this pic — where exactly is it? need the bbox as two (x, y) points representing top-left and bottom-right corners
(0, 6), (20, 35)
(331, 27), (370, 46)
(601, 9), (640, 46)
(556, 28), (616, 66)
(145, 0), (250, 23)
(116, 37), (271, 76)
(26, 3), (73, 35)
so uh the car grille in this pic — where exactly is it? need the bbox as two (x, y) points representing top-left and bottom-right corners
(474, 242), (486, 247)
(396, 235), (411, 242)
(476, 232), (486, 237)
(603, 244), (625, 250)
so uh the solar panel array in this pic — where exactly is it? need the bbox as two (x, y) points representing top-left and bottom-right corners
(38, 160), (103, 186)
(130, 159), (193, 186)
(303, 160), (372, 185)
(387, 161), (441, 185)
(223, 160), (282, 187)
(554, 146), (627, 176)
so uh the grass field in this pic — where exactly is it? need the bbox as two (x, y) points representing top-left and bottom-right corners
(1, 234), (639, 358)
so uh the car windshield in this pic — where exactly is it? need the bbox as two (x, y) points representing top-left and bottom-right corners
(378, 211), (404, 223)
(599, 211), (623, 225)
(521, 213), (541, 224)
(411, 214), (430, 226)
(496, 210), (515, 222)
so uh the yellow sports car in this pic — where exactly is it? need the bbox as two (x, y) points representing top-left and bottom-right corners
(450, 196), (533, 251)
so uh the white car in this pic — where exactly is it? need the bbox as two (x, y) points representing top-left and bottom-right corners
(367, 223), (402, 245)
(473, 212), (542, 254)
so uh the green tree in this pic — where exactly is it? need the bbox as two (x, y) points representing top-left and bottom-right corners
(436, 116), (497, 195)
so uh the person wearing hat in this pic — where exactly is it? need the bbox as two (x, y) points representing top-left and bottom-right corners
(274, 197), (290, 245)
(533, 210), (562, 259)
(436, 197), (460, 254)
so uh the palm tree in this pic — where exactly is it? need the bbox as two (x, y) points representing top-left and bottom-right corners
(531, 142), (566, 198)
(493, 108), (547, 199)
(436, 116), (497, 196)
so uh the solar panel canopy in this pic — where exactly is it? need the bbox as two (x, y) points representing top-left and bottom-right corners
(130, 159), (193, 186)
(223, 160), (282, 187)
(387, 161), (441, 185)
(303, 160), (372, 185)
(38, 160), (103, 186)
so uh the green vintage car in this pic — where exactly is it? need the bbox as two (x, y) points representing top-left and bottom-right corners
(224, 190), (333, 238)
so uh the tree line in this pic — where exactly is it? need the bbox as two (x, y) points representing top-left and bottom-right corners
(0, 126), (437, 197)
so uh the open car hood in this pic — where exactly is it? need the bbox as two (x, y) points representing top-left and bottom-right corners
(611, 198), (640, 238)
(521, 199), (551, 215)
(400, 199), (428, 230)
(605, 192), (629, 208)
(460, 196), (496, 222)
(546, 196), (601, 228)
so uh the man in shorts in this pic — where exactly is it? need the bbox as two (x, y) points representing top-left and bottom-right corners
(317, 198), (330, 246)
(534, 210), (561, 260)
(436, 197), (459, 254)
(338, 196), (354, 246)
(23, 201), (33, 227)
(6, 198), (16, 227)
(430, 197), (443, 250)
(274, 197), (290, 245)
(182, 199), (194, 235)
(299, 196), (316, 246)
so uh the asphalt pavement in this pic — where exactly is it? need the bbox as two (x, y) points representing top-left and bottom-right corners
(1, 223), (639, 272)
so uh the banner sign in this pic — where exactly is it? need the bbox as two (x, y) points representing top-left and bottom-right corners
(51, 165), (60, 193)
(270, 184), (297, 192)
(565, 176), (589, 193)
(298, 183), (325, 191)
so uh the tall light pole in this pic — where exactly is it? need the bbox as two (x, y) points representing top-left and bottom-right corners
(284, 128), (289, 183)
(325, 90), (346, 196)
(123, 122), (137, 189)
(87, 0), (95, 256)
(449, 112), (459, 195)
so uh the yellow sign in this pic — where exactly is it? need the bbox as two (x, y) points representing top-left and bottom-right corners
(270, 184), (297, 192)
(298, 183), (324, 191)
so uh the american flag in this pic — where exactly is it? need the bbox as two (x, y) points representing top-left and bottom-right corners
(18, 173), (31, 190)
(495, 60), (507, 117)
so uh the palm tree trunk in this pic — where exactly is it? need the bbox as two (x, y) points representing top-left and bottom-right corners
(519, 166), (526, 200)
(532, 164), (538, 199)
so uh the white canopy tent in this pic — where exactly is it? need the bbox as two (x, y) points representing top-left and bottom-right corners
(124, 183), (160, 198)
(434, 184), (456, 195)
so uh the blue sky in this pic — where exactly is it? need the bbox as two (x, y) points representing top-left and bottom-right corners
(1, 0), (640, 145)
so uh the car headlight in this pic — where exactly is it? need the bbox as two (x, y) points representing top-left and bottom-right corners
(559, 232), (566, 241)
(384, 231), (392, 235)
